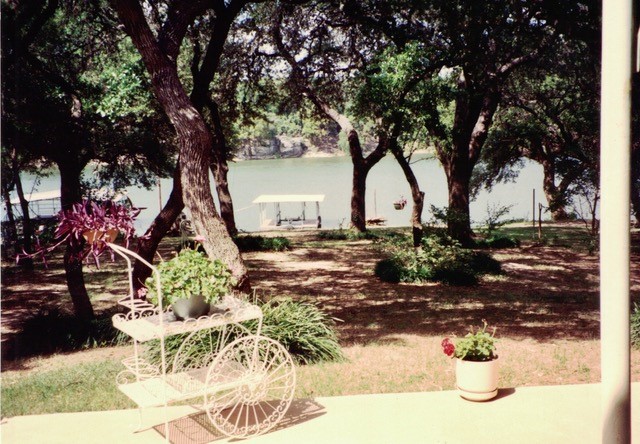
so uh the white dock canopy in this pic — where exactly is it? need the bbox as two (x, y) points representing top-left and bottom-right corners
(8, 190), (62, 219)
(252, 194), (325, 230)
(252, 194), (325, 204)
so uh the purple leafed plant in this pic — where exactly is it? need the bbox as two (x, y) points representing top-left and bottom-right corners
(17, 199), (140, 268)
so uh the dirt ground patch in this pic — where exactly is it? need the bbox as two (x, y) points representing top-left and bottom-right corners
(245, 232), (639, 346)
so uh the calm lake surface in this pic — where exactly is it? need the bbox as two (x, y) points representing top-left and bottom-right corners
(12, 154), (548, 233)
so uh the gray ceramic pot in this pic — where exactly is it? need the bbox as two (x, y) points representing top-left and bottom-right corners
(171, 295), (210, 320)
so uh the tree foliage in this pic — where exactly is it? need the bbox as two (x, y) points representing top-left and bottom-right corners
(1, 0), (174, 320)
(477, 38), (599, 220)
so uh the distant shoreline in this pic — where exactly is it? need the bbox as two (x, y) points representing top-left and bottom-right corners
(233, 147), (435, 162)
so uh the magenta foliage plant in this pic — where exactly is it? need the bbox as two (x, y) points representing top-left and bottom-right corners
(17, 199), (140, 268)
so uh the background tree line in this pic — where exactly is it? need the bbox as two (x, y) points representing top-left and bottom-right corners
(3, 0), (637, 321)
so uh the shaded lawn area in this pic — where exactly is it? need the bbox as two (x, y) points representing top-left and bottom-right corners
(245, 226), (639, 345)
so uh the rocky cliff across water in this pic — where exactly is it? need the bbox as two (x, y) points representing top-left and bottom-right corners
(235, 134), (346, 160)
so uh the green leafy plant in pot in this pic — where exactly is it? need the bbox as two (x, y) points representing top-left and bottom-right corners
(442, 320), (499, 401)
(144, 247), (236, 320)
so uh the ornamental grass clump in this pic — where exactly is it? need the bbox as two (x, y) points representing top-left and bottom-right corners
(441, 321), (497, 362)
(251, 298), (344, 364)
(144, 249), (235, 308)
(144, 296), (343, 366)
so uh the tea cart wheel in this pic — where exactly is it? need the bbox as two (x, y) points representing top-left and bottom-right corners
(203, 335), (296, 438)
(171, 324), (250, 375)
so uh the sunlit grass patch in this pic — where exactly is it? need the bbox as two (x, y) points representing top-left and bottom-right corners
(482, 274), (510, 283)
(3, 336), (640, 416)
(531, 264), (567, 271)
(1, 360), (133, 417)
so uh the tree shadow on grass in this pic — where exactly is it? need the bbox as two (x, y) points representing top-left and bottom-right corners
(246, 237), (638, 346)
(1, 306), (127, 363)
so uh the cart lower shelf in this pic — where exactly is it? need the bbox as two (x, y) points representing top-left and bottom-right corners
(118, 362), (247, 408)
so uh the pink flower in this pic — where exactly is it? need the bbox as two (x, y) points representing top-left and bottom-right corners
(136, 287), (148, 298)
(441, 338), (455, 357)
(194, 235), (206, 243)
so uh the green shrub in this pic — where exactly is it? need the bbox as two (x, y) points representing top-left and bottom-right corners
(480, 203), (514, 237)
(412, 235), (478, 285)
(432, 266), (478, 286)
(376, 234), (502, 286)
(234, 235), (291, 252)
(317, 229), (378, 241)
(428, 205), (469, 229)
(374, 258), (403, 283)
(317, 230), (348, 240)
(470, 251), (503, 274)
(145, 249), (235, 307)
(252, 298), (343, 364)
(632, 304), (640, 348)
(476, 235), (521, 249)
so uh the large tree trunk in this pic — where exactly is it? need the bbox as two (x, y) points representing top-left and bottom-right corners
(113, 0), (250, 291)
(63, 246), (94, 321)
(133, 165), (184, 293)
(211, 148), (237, 236)
(207, 101), (237, 236)
(58, 159), (94, 321)
(189, 11), (239, 237)
(390, 143), (425, 248)
(540, 157), (570, 220)
(12, 168), (33, 269)
(435, 75), (500, 246)
(349, 129), (367, 232)
(1, 187), (18, 258)
(350, 153), (368, 232)
(445, 160), (474, 246)
(347, 129), (388, 232)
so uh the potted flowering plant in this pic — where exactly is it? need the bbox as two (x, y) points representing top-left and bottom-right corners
(393, 196), (407, 210)
(143, 238), (236, 320)
(442, 321), (498, 401)
(16, 199), (139, 267)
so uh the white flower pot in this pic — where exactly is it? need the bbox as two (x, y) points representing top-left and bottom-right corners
(455, 357), (499, 401)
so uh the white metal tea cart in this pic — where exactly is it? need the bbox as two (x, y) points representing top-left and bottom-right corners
(108, 243), (296, 440)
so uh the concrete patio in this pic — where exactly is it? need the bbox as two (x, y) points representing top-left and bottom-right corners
(2, 382), (639, 443)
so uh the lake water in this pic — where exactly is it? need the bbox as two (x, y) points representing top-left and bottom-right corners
(9, 154), (548, 233)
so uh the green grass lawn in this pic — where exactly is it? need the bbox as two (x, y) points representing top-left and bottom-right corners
(497, 224), (595, 253)
(4, 336), (636, 418)
(1, 360), (134, 416)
